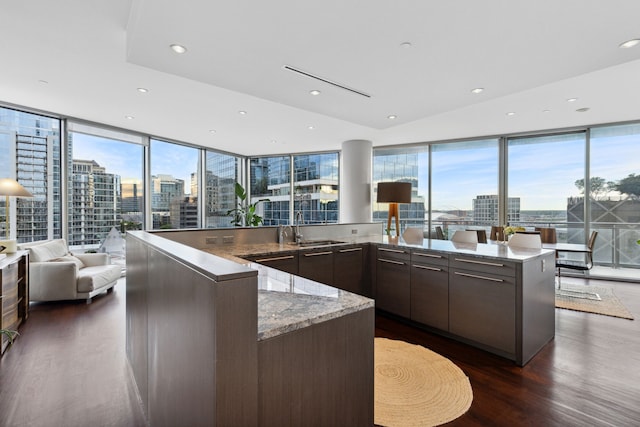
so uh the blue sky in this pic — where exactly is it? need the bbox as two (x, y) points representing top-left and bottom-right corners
(72, 133), (198, 192)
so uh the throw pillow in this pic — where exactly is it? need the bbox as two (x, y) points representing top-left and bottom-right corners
(51, 254), (85, 271)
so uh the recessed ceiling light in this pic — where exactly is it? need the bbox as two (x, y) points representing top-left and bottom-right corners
(137, 87), (148, 93)
(400, 42), (412, 48)
(38, 80), (48, 84)
(238, 110), (247, 115)
(387, 115), (397, 120)
(506, 112), (516, 116)
(309, 90), (321, 96)
(209, 129), (217, 134)
(576, 107), (590, 113)
(308, 126), (315, 130)
(271, 140), (277, 144)
(170, 44), (187, 54)
(471, 88), (484, 94)
(619, 39), (640, 49)
(543, 109), (551, 113)
(567, 98), (578, 102)
(125, 115), (134, 120)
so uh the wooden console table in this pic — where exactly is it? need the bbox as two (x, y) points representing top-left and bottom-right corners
(1, 250), (29, 355)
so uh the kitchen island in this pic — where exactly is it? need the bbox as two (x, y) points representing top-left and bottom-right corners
(125, 231), (374, 427)
(203, 234), (556, 366)
(126, 225), (557, 425)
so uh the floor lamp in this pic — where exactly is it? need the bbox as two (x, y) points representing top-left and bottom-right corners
(0, 178), (34, 254)
(377, 182), (411, 237)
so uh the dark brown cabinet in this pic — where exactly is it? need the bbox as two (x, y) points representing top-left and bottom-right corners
(333, 245), (366, 295)
(298, 248), (334, 285)
(247, 252), (299, 275)
(375, 246), (411, 318)
(449, 256), (516, 355)
(410, 249), (449, 331)
(1, 251), (29, 355)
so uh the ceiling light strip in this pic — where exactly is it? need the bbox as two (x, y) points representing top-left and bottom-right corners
(283, 65), (371, 98)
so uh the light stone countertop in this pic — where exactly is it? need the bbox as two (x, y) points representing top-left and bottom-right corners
(203, 246), (375, 341)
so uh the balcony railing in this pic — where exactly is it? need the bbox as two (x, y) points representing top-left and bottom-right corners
(391, 219), (640, 275)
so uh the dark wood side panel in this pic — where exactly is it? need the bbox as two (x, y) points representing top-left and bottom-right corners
(258, 307), (374, 427)
(125, 237), (149, 416)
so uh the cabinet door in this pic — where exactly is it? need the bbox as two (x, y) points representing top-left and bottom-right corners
(410, 262), (449, 330)
(299, 250), (334, 285)
(376, 257), (410, 318)
(333, 246), (364, 294)
(449, 268), (516, 354)
(250, 253), (299, 275)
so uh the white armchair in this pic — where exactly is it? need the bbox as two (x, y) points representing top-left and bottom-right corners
(17, 239), (121, 304)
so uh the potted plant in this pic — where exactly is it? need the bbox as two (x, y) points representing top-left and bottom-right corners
(226, 183), (270, 227)
(1, 328), (19, 344)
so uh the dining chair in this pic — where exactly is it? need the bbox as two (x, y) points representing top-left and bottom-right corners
(467, 229), (487, 243)
(507, 233), (542, 249)
(535, 227), (557, 244)
(402, 227), (424, 245)
(556, 231), (599, 299)
(489, 226), (504, 241)
(451, 230), (479, 243)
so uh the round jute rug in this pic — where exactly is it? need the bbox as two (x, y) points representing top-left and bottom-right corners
(375, 337), (473, 427)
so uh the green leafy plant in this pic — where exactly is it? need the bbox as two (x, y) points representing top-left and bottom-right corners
(227, 183), (270, 227)
(1, 329), (19, 344)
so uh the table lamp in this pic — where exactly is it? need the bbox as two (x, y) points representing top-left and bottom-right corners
(0, 178), (33, 254)
(376, 182), (411, 237)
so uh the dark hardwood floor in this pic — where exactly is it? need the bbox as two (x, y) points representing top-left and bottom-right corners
(1, 277), (639, 426)
(377, 278), (640, 427)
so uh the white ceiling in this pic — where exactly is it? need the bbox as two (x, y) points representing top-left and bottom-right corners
(2, 0), (640, 156)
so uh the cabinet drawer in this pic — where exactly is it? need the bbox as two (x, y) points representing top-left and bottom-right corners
(411, 250), (449, 267)
(450, 256), (516, 277)
(449, 268), (516, 354)
(2, 261), (19, 291)
(2, 302), (19, 330)
(2, 286), (18, 308)
(249, 252), (299, 275)
(377, 246), (410, 263)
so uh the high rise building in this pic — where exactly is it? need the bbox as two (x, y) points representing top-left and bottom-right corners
(249, 154), (339, 226)
(372, 151), (425, 232)
(472, 194), (521, 224)
(69, 159), (120, 246)
(121, 178), (144, 227)
(0, 108), (61, 242)
(151, 174), (185, 228)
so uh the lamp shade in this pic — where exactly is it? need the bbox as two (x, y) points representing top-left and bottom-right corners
(376, 182), (411, 203)
(0, 178), (33, 197)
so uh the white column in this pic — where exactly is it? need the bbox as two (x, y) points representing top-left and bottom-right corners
(340, 140), (372, 223)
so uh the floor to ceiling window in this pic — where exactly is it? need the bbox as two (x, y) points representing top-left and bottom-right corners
(372, 148), (426, 235)
(507, 132), (585, 243)
(150, 139), (200, 229)
(249, 156), (290, 226)
(0, 107), (61, 243)
(590, 124), (640, 272)
(431, 139), (498, 238)
(293, 153), (339, 224)
(205, 150), (241, 228)
(68, 123), (144, 248)
(248, 153), (340, 226)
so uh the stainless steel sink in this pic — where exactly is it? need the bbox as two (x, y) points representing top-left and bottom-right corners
(288, 240), (346, 247)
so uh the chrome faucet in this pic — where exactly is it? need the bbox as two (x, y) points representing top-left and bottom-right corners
(295, 210), (304, 244)
(278, 224), (292, 244)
